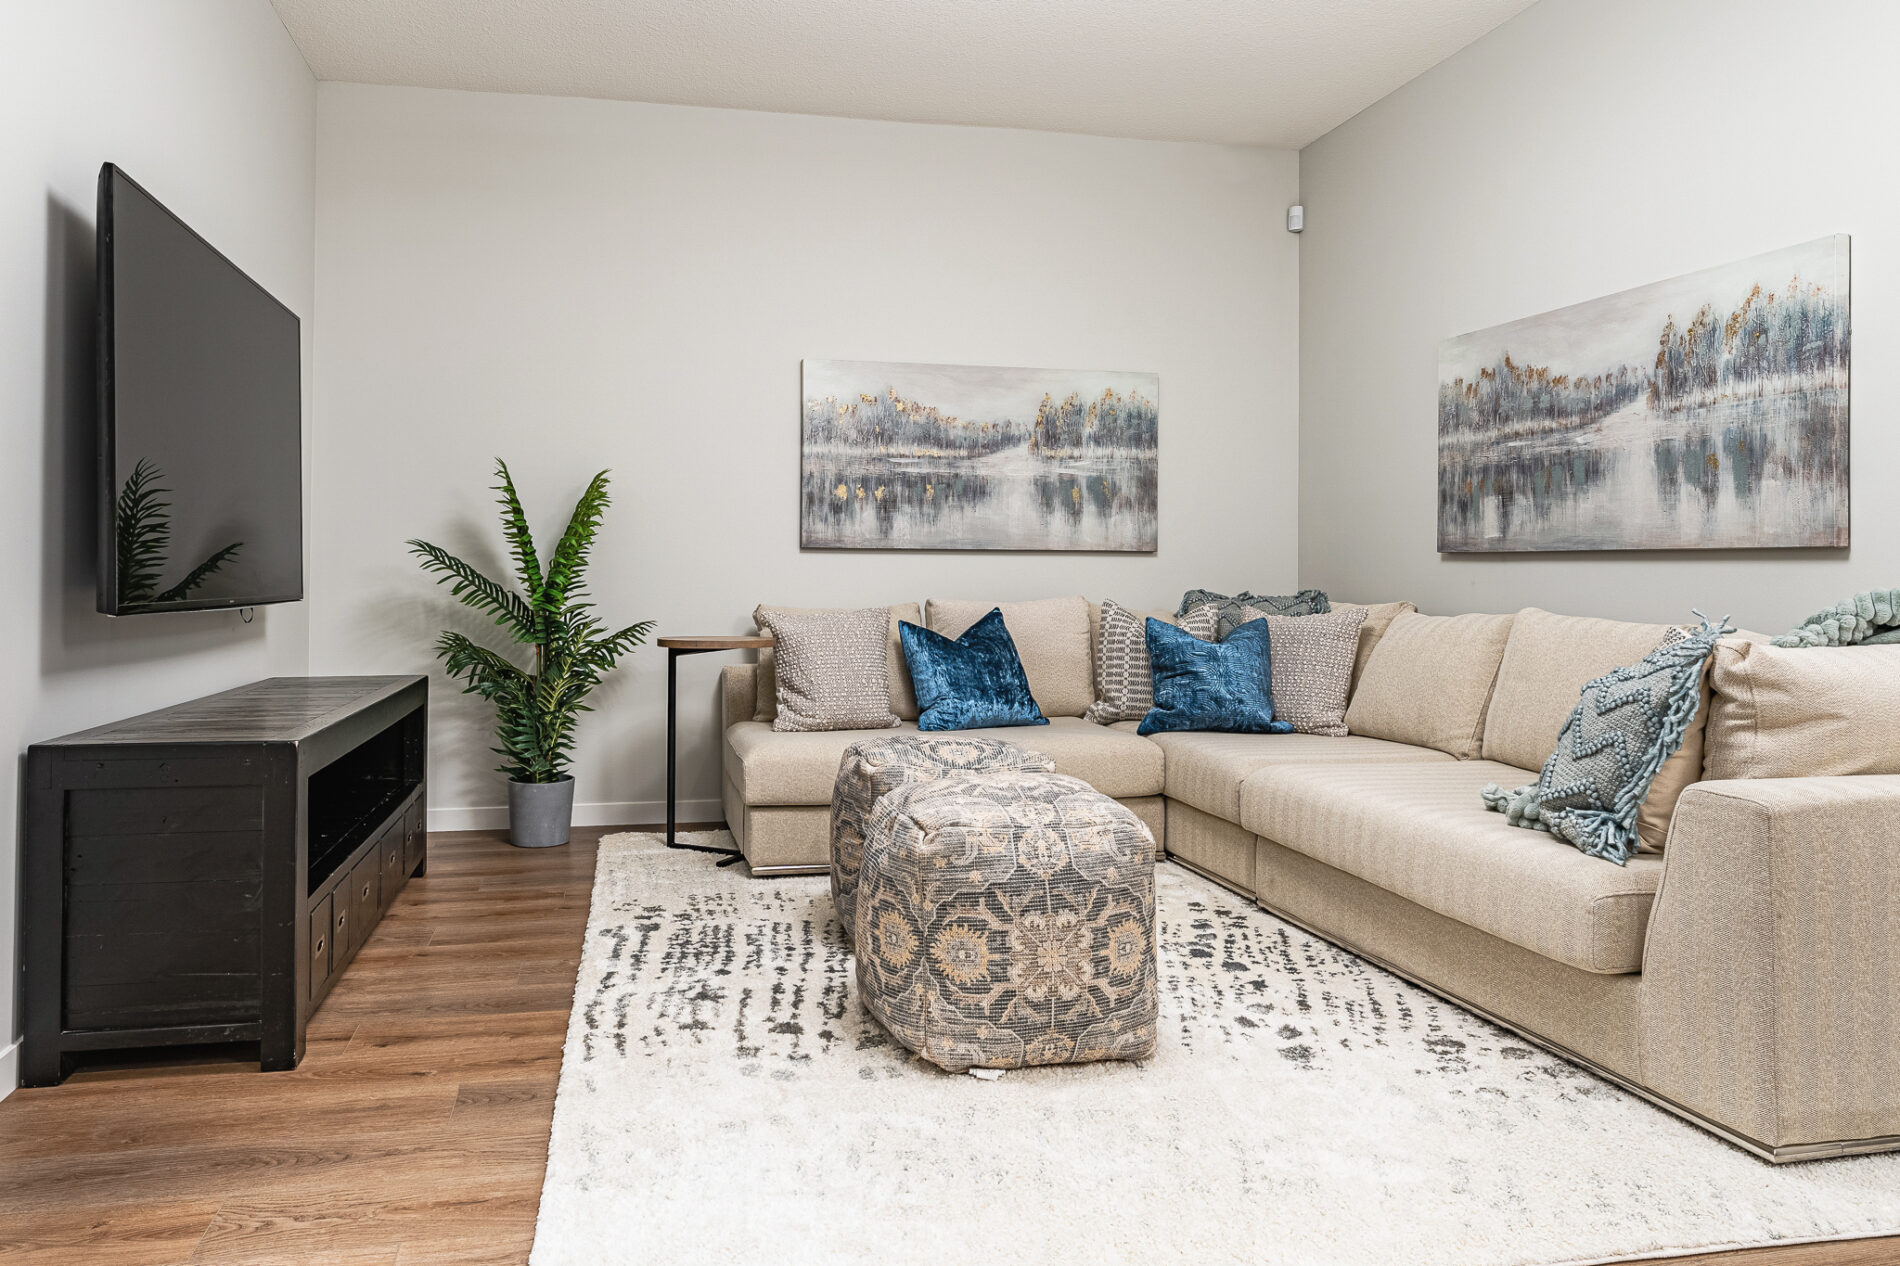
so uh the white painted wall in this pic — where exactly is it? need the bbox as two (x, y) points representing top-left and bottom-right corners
(0, 3), (316, 1093)
(1298, 0), (1900, 631)
(311, 85), (1300, 829)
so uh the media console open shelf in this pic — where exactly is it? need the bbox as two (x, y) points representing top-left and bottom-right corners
(22, 676), (427, 1084)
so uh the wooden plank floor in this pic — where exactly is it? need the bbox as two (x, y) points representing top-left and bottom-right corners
(0, 827), (1892, 1265)
(0, 827), (612, 1265)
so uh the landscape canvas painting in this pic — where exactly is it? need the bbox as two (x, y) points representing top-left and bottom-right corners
(801, 360), (1158, 551)
(1438, 235), (1850, 552)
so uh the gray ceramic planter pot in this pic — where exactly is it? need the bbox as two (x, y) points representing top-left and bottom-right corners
(508, 775), (575, 848)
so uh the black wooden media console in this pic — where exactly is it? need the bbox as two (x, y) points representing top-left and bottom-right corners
(22, 676), (427, 1084)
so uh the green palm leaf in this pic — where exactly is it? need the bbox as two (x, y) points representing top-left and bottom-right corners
(435, 632), (531, 692)
(413, 462), (648, 783)
(492, 459), (546, 604)
(537, 470), (611, 613)
(408, 539), (539, 640)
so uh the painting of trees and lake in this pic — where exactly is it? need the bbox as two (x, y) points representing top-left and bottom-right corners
(801, 360), (1158, 551)
(1438, 236), (1849, 552)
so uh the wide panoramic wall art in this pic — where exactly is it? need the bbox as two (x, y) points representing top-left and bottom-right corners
(1437, 235), (1850, 552)
(801, 360), (1158, 551)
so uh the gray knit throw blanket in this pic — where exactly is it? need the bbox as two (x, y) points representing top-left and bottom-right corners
(1773, 590), (1900, 647)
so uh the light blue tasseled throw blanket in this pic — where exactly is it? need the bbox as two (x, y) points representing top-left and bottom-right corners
(1481, 614), (1733, 865)
(1773, 589), (1900, 647)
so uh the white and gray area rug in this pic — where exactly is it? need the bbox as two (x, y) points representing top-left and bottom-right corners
(530, 831), (1900, 1266)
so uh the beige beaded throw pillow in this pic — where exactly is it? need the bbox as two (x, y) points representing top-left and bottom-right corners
(754, 607), (900, 733)
(1259, 608), (1367, 736)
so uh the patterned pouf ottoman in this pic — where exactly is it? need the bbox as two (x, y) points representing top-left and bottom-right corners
(831, 735), (1055, 944)
(854, 770), (1158, 1072)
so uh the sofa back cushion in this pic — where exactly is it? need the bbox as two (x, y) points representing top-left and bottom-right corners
(926, 596), (1094, 718)
(1706, 641), (1900, 780)
(1331, 600), (1418, 695)
(754, 602), (921, 722)
(1343, 611), (1515, 758)
(1482, 608), (1676, 772)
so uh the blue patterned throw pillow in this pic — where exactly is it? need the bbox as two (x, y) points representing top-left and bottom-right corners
(899, 608), (1048, 732)
(1176, 588), (1329, 638)
(1138, 618), (1294, 737)
(1481, 614), (1733, 865)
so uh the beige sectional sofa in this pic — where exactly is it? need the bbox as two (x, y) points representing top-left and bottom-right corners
(719, 597), (1900, 1163)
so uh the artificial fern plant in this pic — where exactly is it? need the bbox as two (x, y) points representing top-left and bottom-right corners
(409, 461), (653, 784)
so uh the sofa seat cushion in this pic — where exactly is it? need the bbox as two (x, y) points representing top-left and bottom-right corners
(1238, 761), (1663, 974)
(1127, 730), (1452, 824)
(727, 715), (1164, 806)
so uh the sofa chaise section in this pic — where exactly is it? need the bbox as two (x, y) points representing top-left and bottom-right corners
(1239, 760), (1663, 976)
(1640, 776), (1900, 1158)
(1252, 832), (1645, 1075)
(1244, 772), (1900, 1161)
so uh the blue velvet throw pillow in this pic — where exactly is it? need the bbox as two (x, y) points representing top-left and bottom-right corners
(1138, 618), (1293, 737)
(899, 608), (1048, 732)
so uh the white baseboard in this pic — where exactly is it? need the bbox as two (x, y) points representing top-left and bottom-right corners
(0, 1038), (18, 1101)
(427, 799), (724, 833)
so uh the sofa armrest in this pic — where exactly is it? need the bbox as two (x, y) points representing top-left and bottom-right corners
(1640, 776), (1900, 1154)
(721, 664), (758, 732)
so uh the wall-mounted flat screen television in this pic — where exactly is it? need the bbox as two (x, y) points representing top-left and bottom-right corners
(97, 163), (303, 615)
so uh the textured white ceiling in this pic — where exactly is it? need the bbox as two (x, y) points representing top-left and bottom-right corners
(270, 0), (1536, 148)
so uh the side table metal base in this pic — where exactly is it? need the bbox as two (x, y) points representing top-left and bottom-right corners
(659, 636), (772, 871)
(666, 835), (744, 865)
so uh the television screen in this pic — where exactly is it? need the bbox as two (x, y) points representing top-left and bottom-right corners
(97, 163), (302, 615)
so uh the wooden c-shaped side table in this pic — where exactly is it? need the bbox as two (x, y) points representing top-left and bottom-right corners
(657, 635), (773, 868)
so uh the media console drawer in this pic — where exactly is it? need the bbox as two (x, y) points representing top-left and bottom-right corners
(346, 851), (380, 956)
(309, 892), (334, 1000)
(23, 676), (428, 1085)
(403, 800), (426, 876)
(380, 820), (406, 912)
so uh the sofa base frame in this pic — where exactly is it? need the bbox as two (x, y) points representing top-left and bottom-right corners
(1254, 893), (1900, 1164)
(716, 786), (1900, 1163)
(746, 861), (827, 877)
(1168, 855), (1253, 901)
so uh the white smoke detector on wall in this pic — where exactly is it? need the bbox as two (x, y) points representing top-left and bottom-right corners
(1287, 204), (1304, 233)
